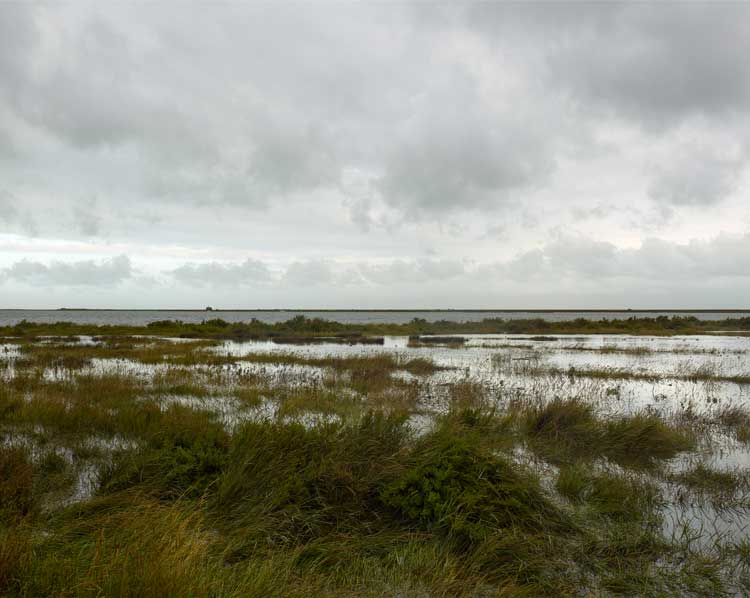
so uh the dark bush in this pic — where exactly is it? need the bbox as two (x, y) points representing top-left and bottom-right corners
(380, 428), (566, 544)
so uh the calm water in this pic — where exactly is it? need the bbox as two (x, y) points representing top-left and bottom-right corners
(1, 309), (748, 326)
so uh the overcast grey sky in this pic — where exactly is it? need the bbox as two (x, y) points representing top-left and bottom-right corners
(1, 1), (749, 308)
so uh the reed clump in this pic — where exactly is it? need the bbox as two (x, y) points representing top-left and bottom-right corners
(556, 466), (661, 522)
(670, 463), (745, 497)
(521, 398), (695, 467)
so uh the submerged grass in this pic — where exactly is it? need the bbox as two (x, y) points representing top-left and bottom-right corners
(557, 466), (662, 522)
(559, 365), (750, 386)
(670, 463), (746, 497)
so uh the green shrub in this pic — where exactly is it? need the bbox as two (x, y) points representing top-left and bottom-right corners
(380, 428), (566, 544)
(100, 408), (230, 499)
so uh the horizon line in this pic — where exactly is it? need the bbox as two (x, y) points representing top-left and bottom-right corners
(2, 308), (750, 313)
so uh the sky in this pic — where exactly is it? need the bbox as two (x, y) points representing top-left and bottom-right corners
(1, 1), (749, 309)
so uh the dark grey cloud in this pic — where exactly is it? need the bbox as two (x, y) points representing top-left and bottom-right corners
(0, 10), (194, 151)
(0, 2), (559, 222)
(0, 190), (18, 223)
(546, 3), (750, 127)
(377, 75), (553, 215)
(459, 2), (750, 127)
(71, 199), (101, 237)
(0, 3), (36, 96)
(0, 189), (37, 236)
(2, 2), (747, 225)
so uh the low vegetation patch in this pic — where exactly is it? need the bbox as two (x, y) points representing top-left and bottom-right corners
(521, 398), (695, 467)
(557, 466), (661, 522)
(670, 463), (745, 497)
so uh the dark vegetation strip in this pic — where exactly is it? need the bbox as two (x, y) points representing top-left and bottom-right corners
(3, 314), (750, 340)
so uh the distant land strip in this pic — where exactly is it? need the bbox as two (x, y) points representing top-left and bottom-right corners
(0, 308), (748, 314)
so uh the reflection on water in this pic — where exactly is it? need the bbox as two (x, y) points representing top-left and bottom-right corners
(210, 333), (750, 415)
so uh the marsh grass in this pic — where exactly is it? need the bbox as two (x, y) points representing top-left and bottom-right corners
(275, 387), (361, 419)
(670, 463), (746, 497)
(557, 466), (661, 522)
(407, 335), (466, 348)
(559, 344), (739, 356)
(234, 352), (443, 375)
(0, 332), (747, 595)
(14, 338), (221, 370)
(603, 414), (695, 467)
(0, 447), (35, 523)
(598, 344), (651, 355)
(717, 405), (750, 444)
(561, 365), (750, 386)
(7, 493), (312, 598)
(521, 398), (695, 468)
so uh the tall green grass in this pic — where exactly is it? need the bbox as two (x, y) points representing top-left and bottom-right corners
(521, 398), (695, 467)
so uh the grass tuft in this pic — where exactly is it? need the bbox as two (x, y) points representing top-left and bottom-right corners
(522, 398), (694, 467)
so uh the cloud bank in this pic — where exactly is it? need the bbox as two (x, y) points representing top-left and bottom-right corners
(0, 2), (748, 307)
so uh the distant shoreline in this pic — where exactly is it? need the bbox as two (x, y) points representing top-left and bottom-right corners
(2, 308), (749, 314)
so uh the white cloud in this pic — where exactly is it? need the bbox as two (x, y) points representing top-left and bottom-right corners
(2, 255), (132, 287)
(171, 259), (272, 287)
